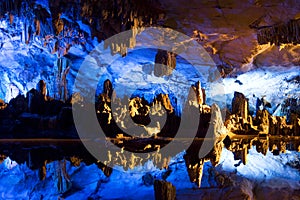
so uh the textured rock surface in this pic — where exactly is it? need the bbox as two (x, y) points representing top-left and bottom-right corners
(160, 0), (300, 71)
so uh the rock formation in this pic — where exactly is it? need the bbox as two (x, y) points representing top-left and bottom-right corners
(0, 79), (299, 191)
(184, 102), (226, 187)
(225, 90), (300, 163)
(232, 92), (249, 122)
(0, 1), (299, 198)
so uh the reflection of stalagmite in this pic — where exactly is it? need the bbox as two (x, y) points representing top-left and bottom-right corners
(184, 103), (226, 187)
(55, 160), (72, 193)
(184, 156), (205, 188)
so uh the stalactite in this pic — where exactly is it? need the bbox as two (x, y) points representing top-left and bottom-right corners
(257, 18), (300, 45)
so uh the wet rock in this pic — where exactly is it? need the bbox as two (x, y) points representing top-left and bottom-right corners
(44, 99), (64, 116)
(221, 185), (253, 200)
(254, 186), (300, 200)
(256, 96), (271, 111)
(161, 169), (172, 180)
(210, 104), (226, 137)
(0, 155), (6, 164)
(205, 104), (226, 166)
(34, 4), (50, 24)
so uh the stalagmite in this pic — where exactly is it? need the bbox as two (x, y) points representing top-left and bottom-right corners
(37, 80), (47, 101)
(232, 92), (249, 122)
